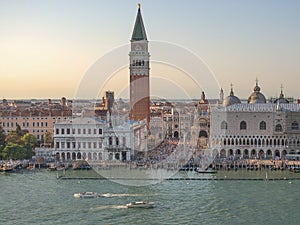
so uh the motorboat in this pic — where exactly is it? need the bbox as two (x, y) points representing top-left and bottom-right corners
(126, 201), (155, 208)
(196, 167), (217, 174)
(73, 192), (98, 198)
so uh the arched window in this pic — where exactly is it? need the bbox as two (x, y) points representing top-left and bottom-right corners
(259, 121), (266, 130)
(275, 124), (283, 132)
(221, 121), (228, 130)
(240, 121), (247, 130)
(292, 121), (299, 130)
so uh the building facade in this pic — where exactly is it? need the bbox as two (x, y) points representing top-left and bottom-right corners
(53, 116), (147, 162)
(210, 82), (300, 159)
(0, 98), (72, 141)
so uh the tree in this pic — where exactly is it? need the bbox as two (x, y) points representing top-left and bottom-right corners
(44, 132), (53, 147)
(0, 125), (6, 146)
(5, 132), (24, 145)
(22, 133), (38, 158)
(16, 124), (23, 137)
(0, 125), (6, 159)
(1, 143), (27, 160)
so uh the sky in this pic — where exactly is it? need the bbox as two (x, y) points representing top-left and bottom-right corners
(0, 0), (299, 100)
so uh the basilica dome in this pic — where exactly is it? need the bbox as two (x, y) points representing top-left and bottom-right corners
(248, 81), (266, 104)
(274, 89), (289, 104)
(223, 86), (241, 107)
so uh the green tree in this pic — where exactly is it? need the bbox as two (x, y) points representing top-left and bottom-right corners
(5, 132), (24, 145)
(44, 132), (53, 147)
(1, 143), (27, 160)
(22, 133), (38, 158)
(16, 124), (23, 136)
(0, 125), (6, 159)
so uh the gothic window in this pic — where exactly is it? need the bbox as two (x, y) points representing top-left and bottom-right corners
(109, 137), (113, 146)
(292, 121), (299, 130)
(275, 124), (283, 132)
(259, 121), (266, 130)
(221, 121), (228, 130)
(240, 121), (247, 130)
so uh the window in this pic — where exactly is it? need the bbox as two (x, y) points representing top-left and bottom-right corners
(240, 121), (247, 130)
(56, 129), (59, 134)
(67, 128), (70, 134)
(56, 142), (60, 148)
(116, 137), (119, 146)
(109, 137), (113, 145)
(275, 124), (283, 132)
(99, 129), (102, 135)
(61, 129), (65, 134)
(88, 129), (91, 134)
(78, 129), (81, 134)
(259, 121), (266, 130)
(67, 142), (70, 148)
(123, 137), (126, 146)
(83, 129), (86, 134)
(221, 121), (228, 130)
(93, 142), (97, 148)
(292, 121), (299, 130)
(94, 129), (97, 135)
(88, 142), (91, 149)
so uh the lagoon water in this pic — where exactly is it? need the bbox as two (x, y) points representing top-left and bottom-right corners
(1, 169), (300, 225)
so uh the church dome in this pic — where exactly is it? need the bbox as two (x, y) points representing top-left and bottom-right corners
(248, 80), (266, 104)
(274, 88), (289, 104)
(223, 86), (241, 107)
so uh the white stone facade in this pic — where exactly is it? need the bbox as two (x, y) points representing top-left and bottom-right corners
(53, 117), (146, 162)
(210, 103), (300, 159)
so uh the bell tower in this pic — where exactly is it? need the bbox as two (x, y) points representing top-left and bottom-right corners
(129, 4), (150, 126)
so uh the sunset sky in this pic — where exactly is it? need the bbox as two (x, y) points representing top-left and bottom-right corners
(0, 0), (299, 100)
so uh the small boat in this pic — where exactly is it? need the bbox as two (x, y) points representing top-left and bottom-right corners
(48, 164), (57, 171)
(126, 201), (155, 208)
(1, 163), (14, 172)
(73, 192), (98, 198)
(196, 168), (217, 174)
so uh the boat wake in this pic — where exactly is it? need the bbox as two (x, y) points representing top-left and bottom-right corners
(100, 193), (157, 198)
(91, 205), (128, 210)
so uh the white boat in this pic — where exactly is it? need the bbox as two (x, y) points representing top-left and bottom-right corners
(126, 201), (155, 208)
(73, 192), (98, 198)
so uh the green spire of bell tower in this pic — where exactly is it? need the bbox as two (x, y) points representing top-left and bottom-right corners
(131, 3), (147, 41)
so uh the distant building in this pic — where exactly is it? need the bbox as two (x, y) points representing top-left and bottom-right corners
(0, 97), (72, 140)
(210, 81), (300, 159)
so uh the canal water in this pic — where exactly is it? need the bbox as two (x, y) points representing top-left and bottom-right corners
(1, 169), (300, 225)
